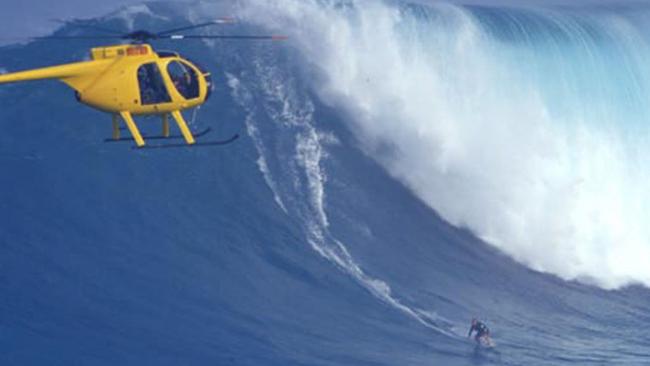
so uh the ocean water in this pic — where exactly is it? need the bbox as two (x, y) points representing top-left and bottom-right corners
(1, 1), (649, 365)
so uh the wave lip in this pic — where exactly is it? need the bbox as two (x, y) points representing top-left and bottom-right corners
(239, 0), (650, 289)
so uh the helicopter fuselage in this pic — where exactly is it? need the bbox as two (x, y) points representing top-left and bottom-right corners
(0, 44), (213, 146)
(0, 44), (212, 115)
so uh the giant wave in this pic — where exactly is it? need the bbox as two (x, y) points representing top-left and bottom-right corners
(238, 0), (650, 289)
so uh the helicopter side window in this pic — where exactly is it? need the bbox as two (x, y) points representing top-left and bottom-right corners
(167, 61), (199, 100)
(137, 63), (171, 105)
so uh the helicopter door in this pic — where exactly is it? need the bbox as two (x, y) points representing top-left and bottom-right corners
(137, 63), (171, 105)
(167, 61), (200, 100)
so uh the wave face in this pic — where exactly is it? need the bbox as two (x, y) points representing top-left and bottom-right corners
(2, 1), (650, 365)
(239, 0), (650, 289)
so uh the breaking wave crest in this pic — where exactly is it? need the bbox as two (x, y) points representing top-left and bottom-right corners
(238, 0), (650, 289)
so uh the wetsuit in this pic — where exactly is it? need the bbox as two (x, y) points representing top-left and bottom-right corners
(468, 321), (490, 342)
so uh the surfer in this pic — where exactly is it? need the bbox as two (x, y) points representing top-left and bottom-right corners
(468, 318), (492, 345)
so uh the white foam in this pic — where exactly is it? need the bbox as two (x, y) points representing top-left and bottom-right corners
(296, 127), (330, 228)
(239, 0), (650, 289)
(106, 5), (168, 30)
(227, 73), (288, 213)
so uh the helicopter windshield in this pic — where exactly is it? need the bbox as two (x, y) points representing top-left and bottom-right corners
(167, 61), (199, 100)
(137, 63), (171, 105)
(184, 57), (212, 101)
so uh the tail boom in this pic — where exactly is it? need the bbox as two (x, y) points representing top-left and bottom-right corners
(0, 60), (111, 87)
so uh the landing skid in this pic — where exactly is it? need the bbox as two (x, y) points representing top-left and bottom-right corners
(104, 128), (212, 143)
(135, 134), (239, 149)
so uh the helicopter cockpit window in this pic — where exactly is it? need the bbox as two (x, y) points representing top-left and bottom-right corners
(167, 61), (200, 100)
(137, 63), (171, 105)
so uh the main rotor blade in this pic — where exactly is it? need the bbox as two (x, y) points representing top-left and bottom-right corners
(157, 18), (236, 36)
(160, 34), (288, 40)
(33, 36), (124, 40)
(50, 19), (124, 35)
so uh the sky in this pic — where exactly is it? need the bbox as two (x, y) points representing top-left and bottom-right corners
(0, 0), (191, 45)
(1, 0), (648, 45)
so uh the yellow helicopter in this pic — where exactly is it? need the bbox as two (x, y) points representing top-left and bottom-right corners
(0, 19), (284, 148)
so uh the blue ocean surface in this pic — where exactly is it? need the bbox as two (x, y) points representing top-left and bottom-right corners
(1, 1), (650, 365)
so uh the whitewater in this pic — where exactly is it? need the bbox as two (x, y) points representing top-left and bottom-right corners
(237, 0), (650, 289)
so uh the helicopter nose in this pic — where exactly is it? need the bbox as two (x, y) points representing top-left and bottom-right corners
(205, 74), (214, 101)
